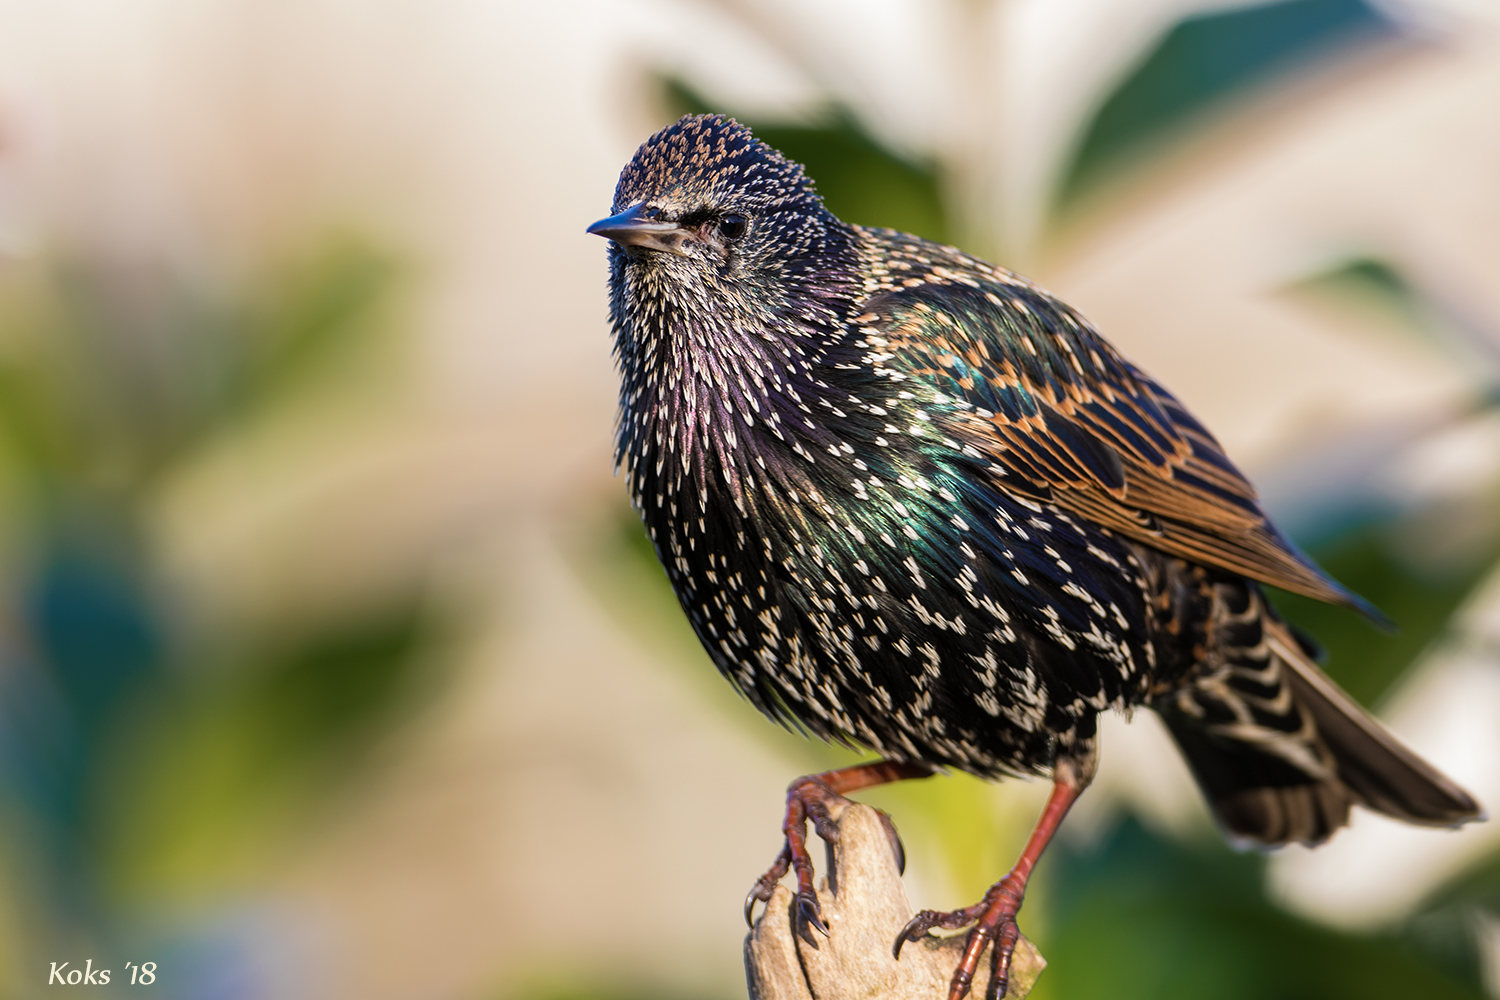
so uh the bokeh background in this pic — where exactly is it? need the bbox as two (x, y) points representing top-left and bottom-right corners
(1, 0), (1499, 997)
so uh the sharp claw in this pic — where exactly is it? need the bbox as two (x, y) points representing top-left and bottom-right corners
(985, 939), (1006, 1000)
(988, 920), (1018, 999)
(744, 890), (760, 928)
(798, 894), (828, 937)
(873, 808), (907, 875)
(794, 896), (828, 949)
(893, 915), (926, 960)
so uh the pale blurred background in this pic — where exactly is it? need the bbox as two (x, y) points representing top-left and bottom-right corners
(1, 1), (1499, 998)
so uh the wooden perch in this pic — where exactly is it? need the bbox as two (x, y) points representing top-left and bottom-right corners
(745, 803), (1044, 1000)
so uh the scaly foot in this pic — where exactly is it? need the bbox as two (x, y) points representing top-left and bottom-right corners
(895, 869), (1027, 999)
(744, 760), (934, 944)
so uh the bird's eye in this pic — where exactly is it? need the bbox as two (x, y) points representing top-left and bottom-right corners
(641, 205), (663, 221)
(718, 213), (748, 241)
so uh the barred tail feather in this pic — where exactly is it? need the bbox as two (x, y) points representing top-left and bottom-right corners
(1158, 600), (1480, 847)
(1158, 710), (1355, 846)
(1267, 625), (1481, 828)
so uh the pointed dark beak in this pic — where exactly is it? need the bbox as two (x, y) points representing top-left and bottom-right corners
(587, 204), (692, 255)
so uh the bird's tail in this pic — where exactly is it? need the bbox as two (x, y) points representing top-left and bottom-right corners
(1156, 587), (1481, 847)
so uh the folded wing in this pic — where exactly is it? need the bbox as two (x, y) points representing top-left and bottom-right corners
(863, 276), (1378, 617)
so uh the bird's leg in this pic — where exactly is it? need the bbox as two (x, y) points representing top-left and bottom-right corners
(895, 758), (1090, 1000)
(745, 758), (935, 942)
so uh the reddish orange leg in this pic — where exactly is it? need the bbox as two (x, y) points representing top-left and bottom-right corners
(745, 759), (935, 943)
(894, 770), (1086, 1000)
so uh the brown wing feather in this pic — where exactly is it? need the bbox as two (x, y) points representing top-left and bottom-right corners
(865, 268), (1371, 614)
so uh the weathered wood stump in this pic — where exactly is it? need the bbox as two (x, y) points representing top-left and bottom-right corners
(745, 804), (1044, 1000)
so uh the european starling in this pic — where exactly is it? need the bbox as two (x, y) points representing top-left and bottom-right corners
(589, 115), (1481, 1000)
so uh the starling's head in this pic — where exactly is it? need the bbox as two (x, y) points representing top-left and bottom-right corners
(588, 115), (835, 280)
(594, 115), (859, 471)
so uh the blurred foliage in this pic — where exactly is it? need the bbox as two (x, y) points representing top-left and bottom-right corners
(103, 599), (435, 899)
(0, 239), (447, 995)
(0, 239), (398, 498)
(1289, 254), (1500, 392)
(1057, 0), (1396, 210)
(1284, 254), (1500, 383)
(1270, 526), (1500, 708)
(230, 241), (400, 419)
(1417, 842), (1500, 991)
(1289, 256), (1434, 342)
(1031, 816), (1487, 1000)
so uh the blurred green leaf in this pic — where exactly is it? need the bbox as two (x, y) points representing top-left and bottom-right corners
(0, 238), (399, 499)
(1405, 848), (1500, 990)
(0, 361), (66, 490)
(102, 599), (435, 897)
(1286, 256), (1500, 385)
(1282, 255), (1444, 359)
(1269, 527), (1500, 707)
(231, 237), (399, 420)
(1295, 257), (1426, 320)
(0, 273), (100, 491)
(1057, 0), (1397, 210)
(240, 600), (431, 772)
(1034, 816), (1486, 1000)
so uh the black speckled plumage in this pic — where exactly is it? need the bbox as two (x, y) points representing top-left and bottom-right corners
(591, 115), (1479, 998)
